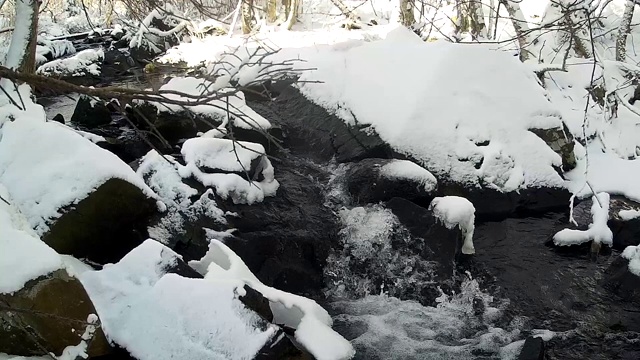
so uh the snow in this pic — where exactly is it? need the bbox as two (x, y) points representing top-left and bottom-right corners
(296, 26), (565, 191)
(179, 138), (279, 205)
(621, 245), (640, 276)
(379, 159), (437, 192)
(153, 77), (272, 131)
(429, 196), (476, 255)
(190, 238), (355, 360)
(4, 0), (35, 69)
(619, 209), (640, 220)
(0, 184), (63, 294)
(36, 39), (76, 65)
(81, 239), (276, 360)
(0, 88), (158, 234)
(36, 48), (104, 77)
(182, 137), (265, 173)
(553, 193), (613, 246)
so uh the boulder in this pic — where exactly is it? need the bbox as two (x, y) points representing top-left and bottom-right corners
(530, 124), (576, 172)
(71, 95), (113, 128)
(602, 252), (640, 304)
(345, 158), (437, 205)
(518, 337), (545, 360)
(0, 269), (111, 357)
(251, 85), (393, 162)
(101, 48), (138, 80)
(42, 178), (157, 264)
(52, 113), (65, 124)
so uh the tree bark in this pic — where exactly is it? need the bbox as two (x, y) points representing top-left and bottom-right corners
(6, 0), (39, 74)
(284, 0), (299, 30)
(241, 0), (254, 34)
(499, 0), (532, 61)
(487, 0), (497, 40)
(399, 0), (415, 27)
(266, 0), (277, 23)
(455, 0), (486, 40)
(616, 0), (635, 62)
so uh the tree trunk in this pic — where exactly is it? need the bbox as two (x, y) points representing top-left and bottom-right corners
(241, 0), (254, 34)
(616, 0), (635, 62)
(6, 0), (39, 73)
(266, 0), (277, 23)
(499, 0), (532, 61)
(285, 0), (299, 30)
(399, 0), (415, 27)
(487, 0), (497, 40)
(455, 0), (486, 40)
(330, 0), (360, 24)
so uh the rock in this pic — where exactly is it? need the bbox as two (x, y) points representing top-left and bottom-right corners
(52, 113), (65, 124)
(254, 329), (312, 360)
(386, 197), (467, 277)
(101, 48), (138, 80)
(602, 254), (640, 304)
(71, 95), (112, 129)
(518, 336), (545, 360)
(250, 85), (393, 162)
(530, 124), (576, 172)
(0, 269), (111, 357)
(42, 178), (157, 264)
(218, 155), (339, 295)
(238, 285), (274, 323)
(345, 158), (437, 206)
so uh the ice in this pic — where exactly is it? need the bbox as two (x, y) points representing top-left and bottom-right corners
(429, 196), (476, 254)
(81, 240), (276, 360)
(621, 245), (640, 276)
(0, 184), (63, 294)
(379, 159), (437, 192)
(553, 192), (613, 246)
(0, 86), (157, 234)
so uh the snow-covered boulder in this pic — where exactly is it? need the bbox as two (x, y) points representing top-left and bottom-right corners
(0, 185), (110, 357)
(36, 48), (104, 86)
(179, 138), (279, 205)
(345, 158), (437, 205)
(36, 38), (76, 65)
(70, 95), (113, 128)
(81, 239), (351, 360)
(602, 246), (640, 304)
(529, 125), (576, 172)
(0, 91), (159, 263)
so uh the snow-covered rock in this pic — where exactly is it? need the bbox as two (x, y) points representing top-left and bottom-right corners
(70, 95), (112, 128)
(345, 158), (437, 205)
(0, 86), (160, 263)
(36, 48), (104, 85)
(602, 246), (640, 304)
(179, 138), (279, 205)
(429, 196), (476, 255)
(554, 192), (613, 249)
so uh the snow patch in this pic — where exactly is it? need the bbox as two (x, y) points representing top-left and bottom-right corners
(429, 196), (476, 254)
(380, 159), (437, 192)
(553, 193), (613, 247)
(619, 209), (640, 221)
(621, 245), (640, 277)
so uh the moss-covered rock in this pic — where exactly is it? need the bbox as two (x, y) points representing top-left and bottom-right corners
(0, 269), (111, 357)
(530, 124), (577, 172)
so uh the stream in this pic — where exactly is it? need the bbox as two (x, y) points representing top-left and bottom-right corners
(38, 75), (640, 360)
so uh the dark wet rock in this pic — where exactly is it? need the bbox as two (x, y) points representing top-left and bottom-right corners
(52, 113), (65, 124)
(129, 17), (181, 63)
(42, 178), (157, 264)
(218, 155), (338, 296)
(254, 330), (312, 360)
(602, 254), (640, 304)
(102, 48), (138, 80)
(0, 269), (111, 357)
(438, 182), (571, 220)
(95, 131), (154, 164)
(530, 124), (576, 172)
(71, 95), (112, 128)
(249, 86), (393, 162)
(518, 337), (545, 360)
(345, 158), (436, 206)
(239, 285), (274, 323)
(386, 197), (466, 275)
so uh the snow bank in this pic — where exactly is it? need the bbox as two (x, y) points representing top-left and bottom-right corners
(0, 184), (63, 294)
(179, 138), (279, 204)
(0, 87), (157, 234)
(298, 26), (565, 191)
(380, 159), (437, 192)
(154, 77), (271, 131)
(81, 240), (276, 360)
(621, 245), (640, 276)
(36, 48), (104, 77)
(553, 193), (613, 246)
(190, 238), (355, 360)
(429, 196), (476, 254)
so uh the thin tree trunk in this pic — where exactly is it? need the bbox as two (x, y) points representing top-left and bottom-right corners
(266, 0), (277, 23)
(455, 0), (486, 40)
(499, 0), (532, 61)
(399, 0), (415, 27)
(487, 0), (497, 40)
(241, 0), (254, 34)
(330, 0), (360, 23)
(284, 0), (299, 29)
(5, 0), (39, 74)
(616, 0), (635, 62)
